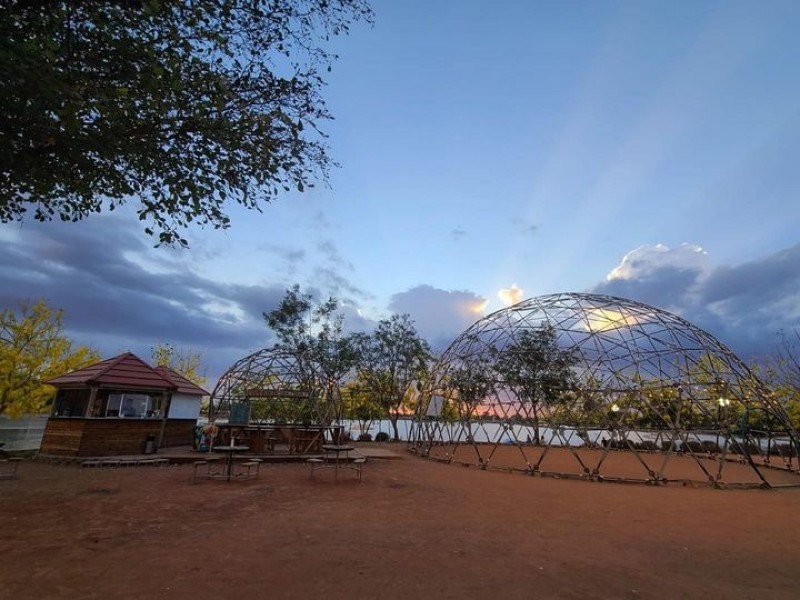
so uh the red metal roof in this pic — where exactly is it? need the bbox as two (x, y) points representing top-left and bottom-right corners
(153, 366), (209, 396)
(46, 352), (176, 391)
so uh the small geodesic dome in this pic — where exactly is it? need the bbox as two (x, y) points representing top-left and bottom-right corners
(409, 293), (800, 488)
(210, 347), (336, 425)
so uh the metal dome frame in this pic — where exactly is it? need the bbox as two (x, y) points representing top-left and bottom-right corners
(409, 293), (800, 488)
(209, 346), (338, 426)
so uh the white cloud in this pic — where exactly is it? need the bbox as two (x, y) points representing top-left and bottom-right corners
(497, 284), (524, 307)
(607, 243), (709, 281)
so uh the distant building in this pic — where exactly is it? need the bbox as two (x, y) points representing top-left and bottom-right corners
(40, 352), (208, 457)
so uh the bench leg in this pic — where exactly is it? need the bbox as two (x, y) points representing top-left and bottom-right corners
(245, 462), (260, 479)
(353, 459), (366, 481)
(192, 461), (208, 483)
(307, 458), (323, 478)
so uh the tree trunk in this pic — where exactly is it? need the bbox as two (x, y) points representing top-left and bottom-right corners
(390, 413), (400, 441)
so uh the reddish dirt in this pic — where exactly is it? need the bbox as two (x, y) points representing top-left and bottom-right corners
(1, 448), (799, 600)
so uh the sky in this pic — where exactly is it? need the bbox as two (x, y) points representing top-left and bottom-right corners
(2, 0), (799, 385)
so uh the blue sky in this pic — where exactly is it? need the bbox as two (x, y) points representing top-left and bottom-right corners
(2, 1), (799, 382)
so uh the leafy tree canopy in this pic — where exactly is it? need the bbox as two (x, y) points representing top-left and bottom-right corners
(771, 328), (800, 393)
(756, 328), (800, 429)
(340, 374), (383, 431)
(358, 313), (430, 439)
(0, 299), (100, 417)
(446, 356), (496, 419)
(493, 323), (578, 406)
(264, 285), (362, 392)
(0, 0), (373, 245)
(492, 323), (578, 443)
(151, 340), (207, 389)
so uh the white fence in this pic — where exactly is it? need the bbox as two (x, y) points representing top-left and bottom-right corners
(0, 415), (47, 451)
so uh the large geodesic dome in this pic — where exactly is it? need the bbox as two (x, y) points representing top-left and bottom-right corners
(409, 293), (800, 488)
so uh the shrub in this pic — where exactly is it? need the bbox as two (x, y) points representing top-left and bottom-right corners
(375, 431), (390, 442)
(357, 433), (372, 442)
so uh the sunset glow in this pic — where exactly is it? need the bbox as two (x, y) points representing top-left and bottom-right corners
(468, 299), (489, 314)
(498, 284), (524, 307)
(583, 308), (641, 333)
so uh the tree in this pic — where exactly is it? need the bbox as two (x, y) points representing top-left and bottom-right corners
(773, 328), (800, 391)
(151, 341), (207, 389)
(264, 285), (362, 421)
(357, 314), (431, 441)
(445, 354), (496, 425)
(492, 323), (578, 445)
(1, 1), (373, 246)
(340, 374), (383, 438)
(0, 300), (100, 417)
(758, 328), (800, 430)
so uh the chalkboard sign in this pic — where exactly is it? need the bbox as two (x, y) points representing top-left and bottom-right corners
(229, 401), (251, 425)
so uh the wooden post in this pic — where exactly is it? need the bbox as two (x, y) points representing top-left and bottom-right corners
(49, 388), (60, 417)
(83, 386), (98, 417)
(157, 392), (172, 448)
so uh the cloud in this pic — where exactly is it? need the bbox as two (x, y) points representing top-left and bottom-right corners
(312, 265), (370, 302)
(590, 242), (800, 360)
(388, 285), (488, 351)
(0, 213), (383, 385)
(0, 216), (287, 381)
(259, 244), (306, 275)
(451, 227), (467, 241)
(337, 303), (377, 335)
(311, 210), (331, 230)
(594, 243), (710, 313)
(606, 243), (709, 281)
(497, 284), (524, 307)
(696, 244), (800, 341)
(317, 239), (354, 271)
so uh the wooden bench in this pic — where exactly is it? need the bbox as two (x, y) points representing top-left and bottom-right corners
(138, 458), (169, 467)
(351, 457), (366, 481)
(192, 457), (224, 482)
(192, 460), (211, 483)
(308, 456), (366, 480)
(241, 459), (261, 480)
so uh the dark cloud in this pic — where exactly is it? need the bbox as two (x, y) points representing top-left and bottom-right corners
(312, 265), (369, 302)
(589, 243), (800, 361)
(258, 244), (306, 275)
(698, 244), (800, 308)
(316, 239), (354, 271)
(0, 216), (288, 381)
(389, 285), (487, 351)
(0, 213), (386, 385)
(593, 266), (701, 315)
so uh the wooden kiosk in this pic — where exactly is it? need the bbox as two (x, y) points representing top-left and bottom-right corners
(40, 353), (208, 457)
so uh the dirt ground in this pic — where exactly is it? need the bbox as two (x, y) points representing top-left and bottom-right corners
(2, 447), (799, 600)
